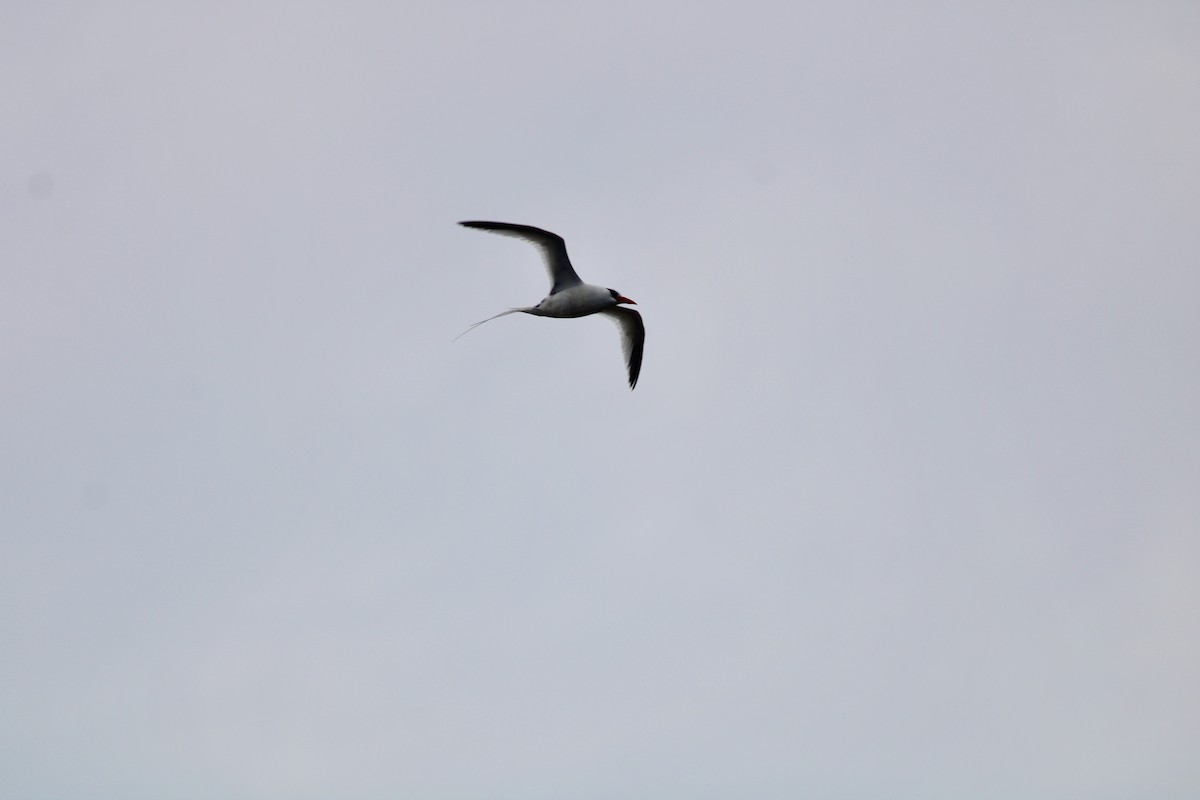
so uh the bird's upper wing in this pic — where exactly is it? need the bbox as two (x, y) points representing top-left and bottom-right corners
(599, 307), (645, 390)
(459, 221), (583, 295)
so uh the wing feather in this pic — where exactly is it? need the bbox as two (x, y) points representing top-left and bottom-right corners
(459, 221), (583, 294)
(600, 307), (645, 390)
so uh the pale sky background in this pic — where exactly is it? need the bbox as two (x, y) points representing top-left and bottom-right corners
(3, 2), (1199, 798)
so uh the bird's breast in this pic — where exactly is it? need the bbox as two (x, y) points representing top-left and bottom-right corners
(535, 286), (613, 318)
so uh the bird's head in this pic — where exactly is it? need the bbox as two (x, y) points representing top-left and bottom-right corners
(608, 288), (637, 305)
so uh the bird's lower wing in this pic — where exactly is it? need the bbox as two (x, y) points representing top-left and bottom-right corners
(600, 307), (645, 389)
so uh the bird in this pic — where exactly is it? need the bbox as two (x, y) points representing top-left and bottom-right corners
(456, 220), (645, 389)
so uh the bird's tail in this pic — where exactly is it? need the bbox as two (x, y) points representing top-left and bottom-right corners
(453, 308), (531, 341)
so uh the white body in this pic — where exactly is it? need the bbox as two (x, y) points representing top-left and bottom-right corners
(532, 284), (620, 318)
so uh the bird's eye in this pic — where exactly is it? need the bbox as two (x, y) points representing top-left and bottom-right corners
(609, 289), (618, 299)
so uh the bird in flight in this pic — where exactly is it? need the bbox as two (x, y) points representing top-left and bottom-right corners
(456, 220), (645, 389)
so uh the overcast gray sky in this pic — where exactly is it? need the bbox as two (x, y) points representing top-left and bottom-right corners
(3, 3), (1199, 798)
